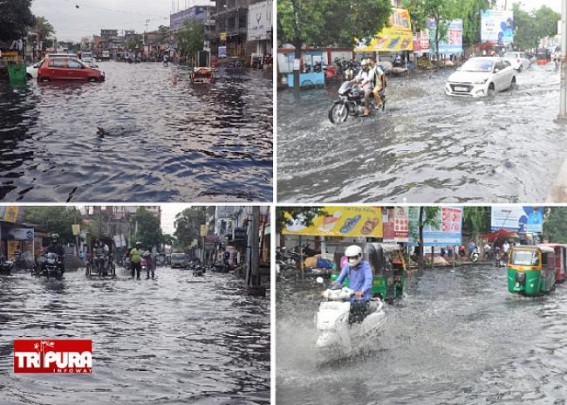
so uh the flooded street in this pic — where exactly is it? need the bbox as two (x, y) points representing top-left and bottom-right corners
(277, 264), (567, 404)
(0, 62), (273, 202)
(277, 64), (567, 203)
(1, 266), (270, 404)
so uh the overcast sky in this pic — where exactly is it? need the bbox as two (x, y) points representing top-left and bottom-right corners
(31, 0), (174, 42)
(161, 204), (189, 235)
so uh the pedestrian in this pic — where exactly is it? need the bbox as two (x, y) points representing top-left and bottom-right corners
(130, 242), (143, 279)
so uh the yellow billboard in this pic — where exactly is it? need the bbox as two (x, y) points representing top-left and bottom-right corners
(354, 8), (413, 53)
(282, 207), (383, 238)
(3, 206), (19, 223)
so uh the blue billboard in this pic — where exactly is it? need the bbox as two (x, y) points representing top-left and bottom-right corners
(491, 206), (543, 233)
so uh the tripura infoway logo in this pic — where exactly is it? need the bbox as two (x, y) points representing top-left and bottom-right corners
(14, 339), (92, 374)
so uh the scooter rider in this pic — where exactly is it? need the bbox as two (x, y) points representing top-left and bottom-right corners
(349, 59), (375, 117)
(46, 233), (65, 275)
(332, 245), (373, 323)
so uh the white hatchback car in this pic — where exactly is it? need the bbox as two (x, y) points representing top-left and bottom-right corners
(445, 57), (517, 97)
(504, 51), (531, 71)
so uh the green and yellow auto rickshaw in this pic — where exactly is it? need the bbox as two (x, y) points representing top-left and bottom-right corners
(507, 245), (556, 296)
(331, 243), (406, 302)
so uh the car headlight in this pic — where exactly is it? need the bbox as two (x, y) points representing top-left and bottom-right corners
(473, 77), (489, 84)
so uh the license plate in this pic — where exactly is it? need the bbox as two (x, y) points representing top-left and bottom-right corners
(454, 86), (468, 92)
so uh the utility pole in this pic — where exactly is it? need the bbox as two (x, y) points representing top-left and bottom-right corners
(559, 0), (567, 121)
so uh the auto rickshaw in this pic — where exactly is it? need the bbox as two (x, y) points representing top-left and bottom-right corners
(507, 245), (556, 296)
(331, 243), (406, 303)
(539, 243), (567, 283)
(86, 234), (116, 278)
(190, 50), (214, 84)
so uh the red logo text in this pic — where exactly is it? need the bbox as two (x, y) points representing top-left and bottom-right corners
(14, 339), (92, 374)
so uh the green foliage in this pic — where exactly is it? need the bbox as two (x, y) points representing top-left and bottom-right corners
(31, 16), (55, 42)
(463, 206), (491, 236)
(278, 0), (391, 48)
(276, 207), (327, 231)
(126, 36), (143, 51)
(453, 0), (493, 46)
(25, 207), (81, 245)
(132, 208), (163, 248)
(0, 0), (35, 41)
(543, 208), (567, 243)
(174, 207), (207, 251)
(175, 20), (205, 60)
(513, 4), (560, 51)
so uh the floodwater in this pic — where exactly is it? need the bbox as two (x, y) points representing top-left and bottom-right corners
(277, 264), (567, 404)
(0, 266), (270, 404)
(277, 64), (567, 203)
(0, 62), (273, 202)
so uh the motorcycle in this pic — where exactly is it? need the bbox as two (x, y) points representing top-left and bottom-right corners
(41, 252), (63, 280)
(328, 81), (376, 124)
(0, 255), (14, 275)
(315, 277), (387, 355)
(470, 248), (479, 263)
(193, 265), (205, 277)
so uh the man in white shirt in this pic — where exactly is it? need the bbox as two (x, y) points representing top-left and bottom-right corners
(350, 59), (375, 117)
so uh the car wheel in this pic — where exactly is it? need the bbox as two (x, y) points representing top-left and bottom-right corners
(487, 84), (496, 97)
(518, 65), (523, 72)
(26, 74), (32, 80)
(39, 76), (50, 82)
(510, 76), (517, 90)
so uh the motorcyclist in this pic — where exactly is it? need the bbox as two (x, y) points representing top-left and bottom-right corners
(332, 245), (373, 324)
(349, 59), (375, 117)
(129, 242), (143, 279)
(46, 233), (65, 275)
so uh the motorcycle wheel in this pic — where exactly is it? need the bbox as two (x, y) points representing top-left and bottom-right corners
(328, 102), (349, 123)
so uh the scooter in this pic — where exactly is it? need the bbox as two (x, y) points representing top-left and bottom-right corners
(315, 277), (387, 355)
(470, 248), (479, 263)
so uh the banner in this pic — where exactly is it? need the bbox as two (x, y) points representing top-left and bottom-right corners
(491, 206), (543, 233)
(354, 9), (413, 53)
(382, 208), (395, 242)
(7, 228), (34, 241)
(481, 10), (514, 46)
(408, 207), (463, 246)
(427, 19), (463, 54)
(1, 206), (24, 223)
(218, 45), (227, 58)
(282, 207), (383, 238)
(248, 1), (272, 41)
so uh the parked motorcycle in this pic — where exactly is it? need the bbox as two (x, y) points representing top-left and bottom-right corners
(41, 252), (63, 280)
(328, 81), (376, 123)
(0, 255), (13, 275)
(315, 278), (387, 355)
(470, 248), (479, 263)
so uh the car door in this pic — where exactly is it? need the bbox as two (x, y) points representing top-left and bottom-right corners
(501, 60), (514, 89)
(51, 58), (68, 80)
(67, 58), (85, 80)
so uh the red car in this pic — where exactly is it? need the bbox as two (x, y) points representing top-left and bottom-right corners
(37, 57), (105, 82)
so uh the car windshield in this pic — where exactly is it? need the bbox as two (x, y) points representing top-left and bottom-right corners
(171, 254), (185, 260)
(461, 59), (494, 72)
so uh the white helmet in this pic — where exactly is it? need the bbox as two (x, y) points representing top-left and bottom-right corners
(345, 245), (363, 267)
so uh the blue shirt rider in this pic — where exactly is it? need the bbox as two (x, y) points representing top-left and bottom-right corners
(333, 245), (373, 323)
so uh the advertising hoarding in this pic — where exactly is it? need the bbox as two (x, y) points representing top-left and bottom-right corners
(248, 1), (272, 41)
(481, 10), (514, 46)
(491, 206), (543, 233)
(355, 9), (413, 52)
(282, 207), (383, 238)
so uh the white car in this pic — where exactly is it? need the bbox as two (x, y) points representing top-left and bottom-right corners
(504, 51), (531, 71)
(26, 53), (78, 80)
(445, 57), (517, 97)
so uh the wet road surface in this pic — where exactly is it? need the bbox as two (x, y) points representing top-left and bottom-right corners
(0, 62), (273, 202)
(1, 266), (270, 404)
(278, 64), (567, 203)
(277, 264), (567, 404)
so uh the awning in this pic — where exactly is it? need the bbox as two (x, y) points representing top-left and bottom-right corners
(480, 229), (518, 242)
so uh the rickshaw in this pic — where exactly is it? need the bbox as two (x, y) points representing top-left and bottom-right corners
(539, 243), (567, 283)
(86, 234), (116, 278)
(507, 245), (556, 296)
(331, 243), (406, 303)
(190, 50), (214, 84)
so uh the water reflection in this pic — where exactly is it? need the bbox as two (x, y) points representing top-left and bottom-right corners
(1, 267), (270, 404)
(0, 62), (273, 202)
